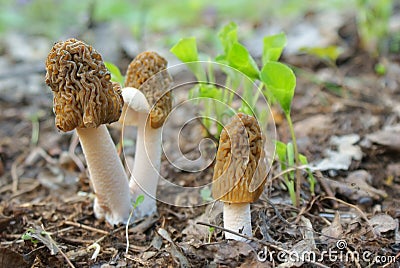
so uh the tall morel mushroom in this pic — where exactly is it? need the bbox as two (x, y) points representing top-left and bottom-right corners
(212, 113), (267, 241)
(45, 38), (132, 225)
(120, 51), (172, 218)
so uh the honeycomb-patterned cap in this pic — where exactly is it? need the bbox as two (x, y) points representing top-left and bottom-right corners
(212, 113), (267, 203)
(125, 51), (172, 129)
(45, 38), (123, 132)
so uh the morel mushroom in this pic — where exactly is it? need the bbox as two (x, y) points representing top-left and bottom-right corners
(45, 38), (132, 225)
(119, 51), (172, 218)
(212, 113), (267, 241)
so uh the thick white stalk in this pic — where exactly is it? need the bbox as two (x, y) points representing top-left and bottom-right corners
(223, 202), (252, 241)
(77, 125), (132, 225)
(129, 113), (162, 218)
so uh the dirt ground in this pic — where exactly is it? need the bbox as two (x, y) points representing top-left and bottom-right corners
(1, 14), (400, 268)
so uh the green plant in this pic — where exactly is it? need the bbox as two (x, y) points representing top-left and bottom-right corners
(104, 61), (125, 86)
(21, 228), (41, 244)
(207, 226), (215, 243)
(170, 22), (288, 139)
(299, 45), (343, 67)
(356, 0), (393, 56)
(275, 141), (316, 205)
(170, 22), (315, 206)
(125, 194), (145, 254)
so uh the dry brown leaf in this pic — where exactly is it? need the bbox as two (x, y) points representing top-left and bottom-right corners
(321, 212), (343, 243)
(369, 214), (397, 236)
(0, 248), (30, 268)
(294, 114), (333, 138)
(366, 124), (400, 151)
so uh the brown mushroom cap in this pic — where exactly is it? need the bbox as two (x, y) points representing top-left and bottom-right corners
(212, 113), (267, 203)
(45, 38), (123, 132)
(125, 51), (172, 129)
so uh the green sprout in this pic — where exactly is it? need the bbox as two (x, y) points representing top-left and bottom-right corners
(125, 194), (145, 254)
(170, 22), (288, 139)
(21, 228), (40, 244)
(260, 61), (303, 206)
(200, 187), (213, 202)
(208, 226), (215, 243)
(275, 141), (316, 206)
(104, 61), (125, 86)
(356, 0), (393, 56)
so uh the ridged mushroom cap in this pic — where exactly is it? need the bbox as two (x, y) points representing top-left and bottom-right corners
(45, 38), (123, 132)
(124, 51), (172, 129)
(212, 113), (267, 203)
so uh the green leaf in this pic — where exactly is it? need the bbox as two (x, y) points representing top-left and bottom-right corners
(225, 42), (259, 80)
(170, 37), (199, 63)
(134, 194), (145, 208)
(218, 22), (238, 53)
(300, 46), (343, 63)
(275, 141), (287, 170)
(200, 187), (213, 202)
(104, 61), (125, 86)
(198, 84), (222, 100)
(299, 154), (316, 195)
(260, 62), (296, 114)
(262, 32), (287, 65)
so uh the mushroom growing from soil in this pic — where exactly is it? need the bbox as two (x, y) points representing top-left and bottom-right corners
(212, 113), (267, 241)
(119, 51), (172, 218)
(45, 38), (132, 225)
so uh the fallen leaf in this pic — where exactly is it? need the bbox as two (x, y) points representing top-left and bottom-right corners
(278, 217), (316, 267)
(366, 124), (400, 151)
(157, 228), (190, 268)
(321, 212), (343, 243)
(294, 114), (333, 138)
(0, 248), (30, 268)
(369, 214), (397, 236)
(312, 134), (362, 171)
(326, 170), (387, 201)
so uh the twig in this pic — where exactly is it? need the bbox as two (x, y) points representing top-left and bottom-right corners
(11, 153), (26, 193)
(266, 199), (292, 225)
(9, 180), (41, 199)
(41, 224), (76, 268)
(381, 251), (399, 268)
(68, 132), (85, 172)
(63, 221), (109, 235)
(315, 171), (338, 209)
(320, 196), (376, 238)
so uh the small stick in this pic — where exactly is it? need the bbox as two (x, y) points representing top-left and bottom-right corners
(68, 132), (85, 172)
(11, 153), (26, 193)
(315, 171), (338, 209)
(320, 196), (376, 238)
(41, 224), (76, 268)
(64, 221), (109, 235)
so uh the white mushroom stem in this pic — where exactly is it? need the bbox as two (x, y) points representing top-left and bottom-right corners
(223, 202), (252, 241)
(76, 125), (132, 225)
(129, 112), (162, 218)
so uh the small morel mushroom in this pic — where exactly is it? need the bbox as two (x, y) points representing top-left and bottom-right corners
(119, 51), (172, 218)
(45, 38), (132, 225)
(212, 113), (267, 241)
